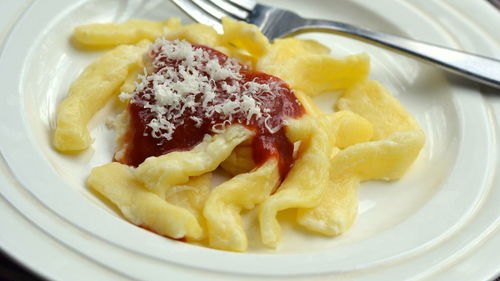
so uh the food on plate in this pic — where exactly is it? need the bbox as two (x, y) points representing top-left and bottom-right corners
(72, 18), (181, 48)
(53, 41), (150, 151)
(54, 17), (425, 251)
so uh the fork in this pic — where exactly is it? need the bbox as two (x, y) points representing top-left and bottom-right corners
(171, 0), (500, 89)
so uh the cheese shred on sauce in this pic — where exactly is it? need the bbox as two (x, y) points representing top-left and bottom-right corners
(118, 39), (304, 176)
(123, 39), (284, 140)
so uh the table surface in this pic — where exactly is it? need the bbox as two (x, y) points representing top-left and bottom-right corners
(1, 250), (45, 281)
(0, 1), (499, 281)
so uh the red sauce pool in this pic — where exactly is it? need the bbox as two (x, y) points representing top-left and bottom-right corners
(117, 43), (304, 178)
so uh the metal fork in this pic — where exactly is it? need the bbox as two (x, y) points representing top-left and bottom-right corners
(171, 0), (500, 89)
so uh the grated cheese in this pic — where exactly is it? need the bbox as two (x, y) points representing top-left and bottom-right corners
(126, 39), (287, 141)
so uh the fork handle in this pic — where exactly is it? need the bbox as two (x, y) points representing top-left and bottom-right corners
(298, 19), (500, 89)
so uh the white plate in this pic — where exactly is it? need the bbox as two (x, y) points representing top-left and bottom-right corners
(1, 0), (499, 280)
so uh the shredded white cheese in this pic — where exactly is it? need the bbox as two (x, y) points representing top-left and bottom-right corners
(126, 39), (286, 141)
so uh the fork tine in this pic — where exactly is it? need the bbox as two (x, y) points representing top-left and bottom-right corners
(171, 0), (223, 32)
(206, 0), (249, 20)
(191, 0), (229, 20)
(227, 0), (256, 12)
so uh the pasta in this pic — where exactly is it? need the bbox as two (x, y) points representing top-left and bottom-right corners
(88, 162), (204, 240)
(53, 40), (149, 151)
(204, 159), (280, 251)
(259, 116), (334, 247)
(54, 16), (425, 252)
(134, 125), (254, 197)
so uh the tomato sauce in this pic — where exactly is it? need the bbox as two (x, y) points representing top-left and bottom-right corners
(117, 43), (304, 178)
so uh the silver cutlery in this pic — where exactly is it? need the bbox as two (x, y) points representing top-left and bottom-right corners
(171, 0), (500, 89)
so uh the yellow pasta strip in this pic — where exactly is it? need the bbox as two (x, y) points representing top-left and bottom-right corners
(88, 162), (203, 240)
(54, 41), (150, 152)
(119, 67), (143, 98)
(73, 18), (180, 48)
(259, 116), (332, 248)
(220, 145), (255, 176)
(336, 80), (420, 140)
(204, 159), (279, 251)
(297, 176), (359, 236)
(219, 17), (270, 67)
(294, 90), (322, 117)
(258, 37), (331, 67)
(334, 80), (425, 180)
(296, 130), (424, 236)
(324, 110), (373, 149)
(165, 173), (212, 221)
(293, 112), (370, 236)
(164, 23), (220, 46)
(257, 37), (330, 80)
(297, 81), (425, 236)
(135, 125), (254, 197)
(259, 53), (370, 96)
(332, 131), (425, 181)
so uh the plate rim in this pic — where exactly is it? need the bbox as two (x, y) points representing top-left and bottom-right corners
(0, 0), (499, 280)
